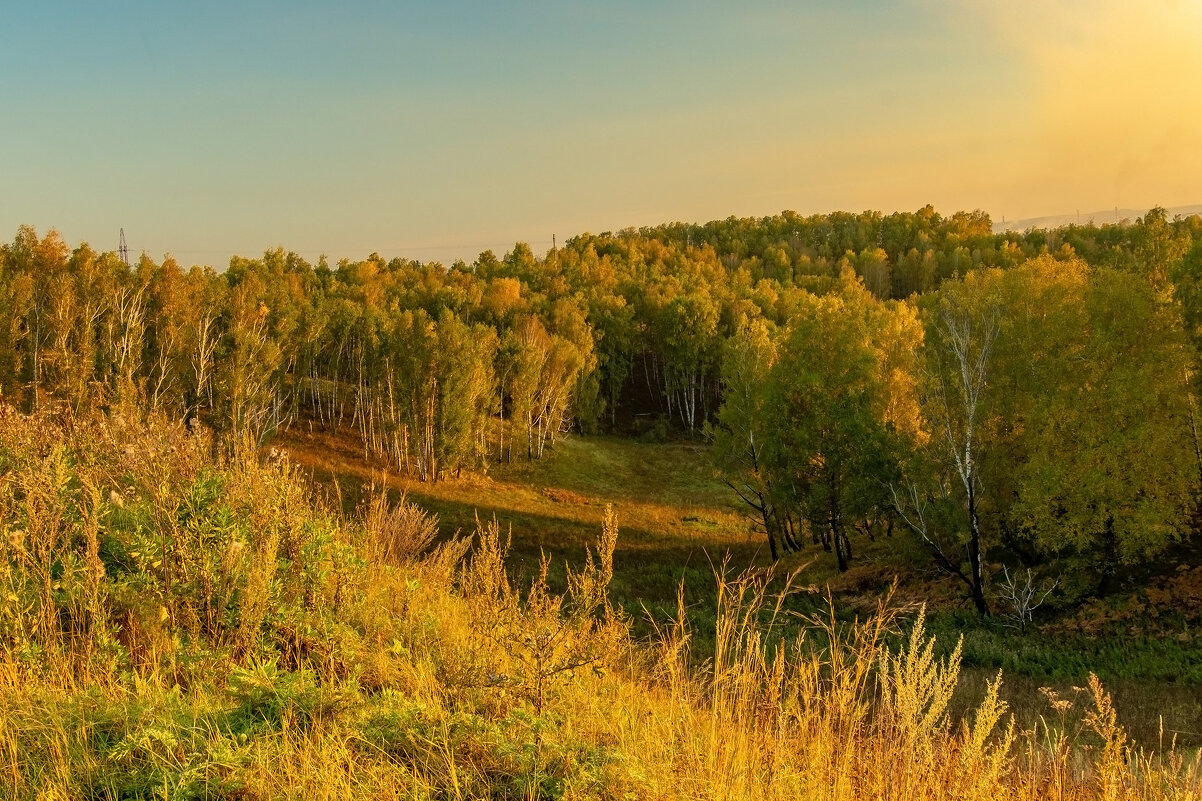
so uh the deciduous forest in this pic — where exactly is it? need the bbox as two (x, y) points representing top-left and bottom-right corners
(2, 207), (1201, 798)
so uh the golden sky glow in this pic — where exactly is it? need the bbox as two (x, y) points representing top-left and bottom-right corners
(975, 0), (1202, 216)
(2, 2), (1200, 266)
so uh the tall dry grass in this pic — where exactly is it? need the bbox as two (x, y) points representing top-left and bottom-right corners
(0, 405), (1198, 799)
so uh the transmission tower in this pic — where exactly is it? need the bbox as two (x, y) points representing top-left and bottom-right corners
(119, 228), (129, 266)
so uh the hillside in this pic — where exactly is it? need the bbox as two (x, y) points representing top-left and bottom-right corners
(276, 425), (1202, 748)
(278, 427), (767, 620)
(2, 407), (1200, 799)
(4, 211), (1202, 796)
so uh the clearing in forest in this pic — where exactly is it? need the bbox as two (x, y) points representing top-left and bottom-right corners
(278, 431), (782, 617)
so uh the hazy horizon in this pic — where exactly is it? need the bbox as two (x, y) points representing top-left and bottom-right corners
(4, 1), (1200, 269)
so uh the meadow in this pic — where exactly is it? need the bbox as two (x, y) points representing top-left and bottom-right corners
(279, 426), (1202, 752)
(0, 405), (1199, 799)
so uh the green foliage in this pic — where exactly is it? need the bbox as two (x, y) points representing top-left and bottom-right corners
(713, 274), (923, 570)
(896, 255), (1198, 612)
(1005, 265), (1193, 568)
(2, 405), (1201, 798)
(3, 208), (1202, 616)
(0, 406), (359, 683)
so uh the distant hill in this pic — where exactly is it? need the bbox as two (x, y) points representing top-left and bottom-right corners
(993, 204), (1202, 233)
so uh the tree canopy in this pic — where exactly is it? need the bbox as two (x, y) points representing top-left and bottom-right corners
(3, 205), (1200, 607)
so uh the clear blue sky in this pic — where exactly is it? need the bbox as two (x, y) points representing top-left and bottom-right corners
(3, 1), (1200, 267)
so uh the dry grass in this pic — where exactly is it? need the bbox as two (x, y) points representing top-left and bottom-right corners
(276, 427), (757, 553)
(278, 423), (1202, 748)
(0, 408), (1199, 799)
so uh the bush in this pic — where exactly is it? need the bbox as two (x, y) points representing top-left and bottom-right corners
(1, 405), (1199, 799)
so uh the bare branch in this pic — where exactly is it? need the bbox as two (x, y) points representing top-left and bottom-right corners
(888, 482), (971, 588)
(995, 566), (1059, 633)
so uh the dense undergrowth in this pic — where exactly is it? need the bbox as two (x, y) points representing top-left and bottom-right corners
(1, 405), (1199, 799)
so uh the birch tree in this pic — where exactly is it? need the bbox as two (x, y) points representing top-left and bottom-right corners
(894, 269), (1001, 615)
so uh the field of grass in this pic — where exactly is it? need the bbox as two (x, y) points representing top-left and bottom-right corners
(278, 430), (796, 631)
(4, 409), (1200, 799)
(278, 427), (1202, 749)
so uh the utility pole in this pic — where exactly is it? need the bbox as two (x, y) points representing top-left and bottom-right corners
(119, 228), (129, 266)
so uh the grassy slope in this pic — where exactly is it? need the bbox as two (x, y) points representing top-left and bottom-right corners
(4, 410), (1199, 798)
(279, 427), (1202, 748)
(278, 430), (789, 627)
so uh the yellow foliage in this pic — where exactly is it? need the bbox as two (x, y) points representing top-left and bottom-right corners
(0, 408), (1198, 800)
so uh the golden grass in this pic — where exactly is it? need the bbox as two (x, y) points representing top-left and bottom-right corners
(276, 427), (758, 552)
(1, 409), (1199, 799)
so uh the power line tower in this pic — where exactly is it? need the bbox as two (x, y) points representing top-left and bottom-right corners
(119, 228), (129, 266)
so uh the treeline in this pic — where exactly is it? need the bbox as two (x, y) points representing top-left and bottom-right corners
(0, 233), (597, 478)
(3, 206), (1202, 608)
(707, 207), (1202, 609)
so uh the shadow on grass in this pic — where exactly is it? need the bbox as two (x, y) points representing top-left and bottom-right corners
(281, 431), (1202, 751)
(954, 667), (1202, 750)
(291, 457), (823, 646)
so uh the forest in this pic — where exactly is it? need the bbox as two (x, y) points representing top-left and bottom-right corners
(2, 207), (1202, 798)
(2, 206), (1200, 611)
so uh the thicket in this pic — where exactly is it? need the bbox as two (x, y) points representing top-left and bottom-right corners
(1, 406), (1199, 799)
(3, 205), (1201, 609)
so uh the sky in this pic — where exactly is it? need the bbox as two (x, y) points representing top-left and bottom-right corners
(2, 0), (1201, 268)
